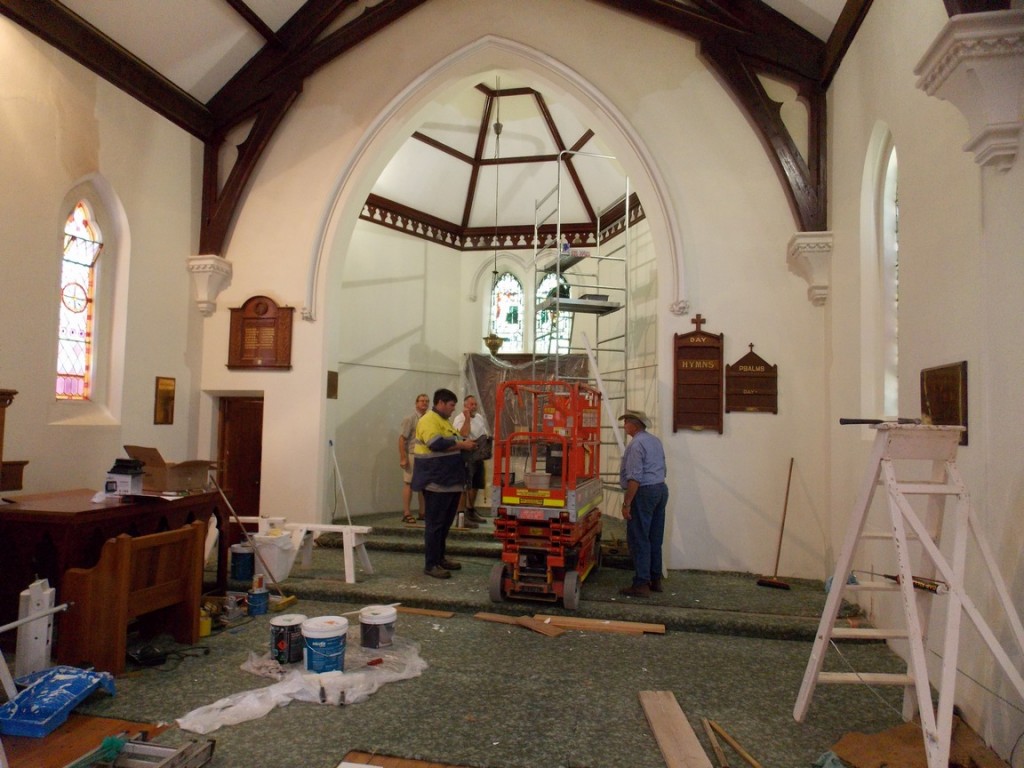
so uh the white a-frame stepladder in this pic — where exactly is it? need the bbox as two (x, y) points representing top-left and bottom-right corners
(794, 424), (1024, 768)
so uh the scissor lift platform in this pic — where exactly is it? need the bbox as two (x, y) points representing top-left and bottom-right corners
(487, 381), (604, 610)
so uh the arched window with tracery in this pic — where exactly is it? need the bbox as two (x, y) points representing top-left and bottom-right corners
(57, 201), (103, 400)
(535, 273), (573, 354)
(490, 272), (524, 353)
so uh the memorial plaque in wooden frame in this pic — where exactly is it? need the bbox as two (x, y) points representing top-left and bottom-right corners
(726, 344), (778, 413)
(228, 295), (294, 370)
(921, 361), (968, 446)
(673, 314), (723, 433)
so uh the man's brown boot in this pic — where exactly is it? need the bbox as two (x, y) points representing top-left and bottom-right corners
(619, 583), (650, 598)
(650, 577), (663, 593)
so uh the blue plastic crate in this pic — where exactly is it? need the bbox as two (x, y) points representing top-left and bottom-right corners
(0, 666), (115, 738)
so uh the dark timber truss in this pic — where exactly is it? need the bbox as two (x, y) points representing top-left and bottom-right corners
(8, 0), (971, 256)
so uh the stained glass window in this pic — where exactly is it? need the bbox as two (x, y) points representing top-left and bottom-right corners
(489, 272), (524, 353)
(57, 201), (102, 400)
(535, 273), (573, 354)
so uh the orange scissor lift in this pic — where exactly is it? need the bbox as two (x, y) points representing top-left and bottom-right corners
(488, 380), (604, 610)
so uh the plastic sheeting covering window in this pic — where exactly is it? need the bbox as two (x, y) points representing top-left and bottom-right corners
(464, 353), (588, 438)
(175, 636), (427, 734)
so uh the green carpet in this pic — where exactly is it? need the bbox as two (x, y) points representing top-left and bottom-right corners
(70, 513), (910, 767)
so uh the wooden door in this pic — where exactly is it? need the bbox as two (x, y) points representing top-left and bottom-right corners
(217, 397), (263, 539)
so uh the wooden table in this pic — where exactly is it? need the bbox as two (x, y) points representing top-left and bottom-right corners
(0, 489), (228, 627)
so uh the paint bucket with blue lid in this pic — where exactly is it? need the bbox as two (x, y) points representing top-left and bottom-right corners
(302, 616), (348, 673)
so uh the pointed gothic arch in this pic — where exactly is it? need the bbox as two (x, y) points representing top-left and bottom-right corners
(306, 35), (689, 324)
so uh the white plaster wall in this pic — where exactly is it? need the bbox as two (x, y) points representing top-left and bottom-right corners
(208, 0), (829, 579)
(336, 223), (464, 514)
(828, 2), (1024, 759)
(0, 18), (202, 494)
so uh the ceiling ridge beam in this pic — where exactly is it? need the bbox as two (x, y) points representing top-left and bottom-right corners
(0, 0), (213, 140)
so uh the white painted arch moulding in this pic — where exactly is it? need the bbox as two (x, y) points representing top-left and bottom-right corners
(787, 232), (833, 307)
(187, 255), (233, 317)
(305, 35), (688, 322)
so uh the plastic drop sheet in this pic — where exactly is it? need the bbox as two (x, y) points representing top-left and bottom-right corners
(176, 636), (427, 734)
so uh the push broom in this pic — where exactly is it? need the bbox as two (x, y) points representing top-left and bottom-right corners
(212, 476), (298, 611)
(757, 457), (793, 590)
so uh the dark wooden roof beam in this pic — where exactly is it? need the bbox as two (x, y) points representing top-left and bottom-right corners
(0, 0), (213, 140)
(223, 0), (284, 46)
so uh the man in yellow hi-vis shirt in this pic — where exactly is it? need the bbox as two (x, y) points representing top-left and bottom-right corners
(412, 388), (477, 578)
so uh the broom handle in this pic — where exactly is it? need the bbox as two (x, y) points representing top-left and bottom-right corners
(211, 476), (286, 599)
(771, 458), (794, 578)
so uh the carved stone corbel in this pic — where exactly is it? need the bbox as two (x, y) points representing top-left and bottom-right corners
(915, 10), (1024, 172)
(787, 232), (833, 306)
(187, 255), (233, 317)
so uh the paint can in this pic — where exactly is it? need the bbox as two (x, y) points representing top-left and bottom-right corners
(230, 543), (254, 581)
(248, 587), (269, 616)
(456, 511), (465, 528)
(302, 616), (348, 673)
(359, 604), (397, 649)
(270, 613), (308, 664)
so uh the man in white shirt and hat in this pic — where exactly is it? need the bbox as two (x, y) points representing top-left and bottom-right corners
(617, 409), (668, 597)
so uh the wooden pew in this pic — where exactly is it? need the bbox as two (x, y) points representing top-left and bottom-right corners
(57, 521), (206, 675)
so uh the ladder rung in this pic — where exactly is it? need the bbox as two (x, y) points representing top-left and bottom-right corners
(831, 627), (909, 640)
(860, 530), (919, 541)
(844, 581), (900, 592)
(818, 672), (915, 685)
(895, 482), (962, 495)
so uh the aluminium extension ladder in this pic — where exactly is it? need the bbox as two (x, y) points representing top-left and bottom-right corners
(793, 424), (1024, 768)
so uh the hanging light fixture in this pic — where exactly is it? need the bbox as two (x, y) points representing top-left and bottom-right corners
(483, 76), (506, 356)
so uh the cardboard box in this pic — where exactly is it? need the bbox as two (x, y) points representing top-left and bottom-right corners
(123, 445), (212, 492)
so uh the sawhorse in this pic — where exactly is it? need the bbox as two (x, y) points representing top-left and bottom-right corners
(794, 424), (1024, 768)
(285, 523), (373, 584)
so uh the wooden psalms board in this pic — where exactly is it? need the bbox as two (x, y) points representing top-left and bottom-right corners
(638, 691), (714, 768)
(674, 314), (723, 433)
(726, 344), (778, 413)
(227, 295), (294, 369)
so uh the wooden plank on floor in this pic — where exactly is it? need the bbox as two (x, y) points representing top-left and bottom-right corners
(638, 691), (714, 768)
(395, 606), (455, 618)
(4, 714), (167, 768)
(474, 611), (521, 626)
(533, 614), (663, 635)
(473, 612), (564, 636)
(342, 752), (471, 768)
(515, 615), (565, 637)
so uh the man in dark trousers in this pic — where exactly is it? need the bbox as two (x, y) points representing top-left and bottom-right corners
(617, 409), (669, 597)
(412, 388), (477, 578)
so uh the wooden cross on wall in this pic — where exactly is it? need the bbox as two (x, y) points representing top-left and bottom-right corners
(691, 313), (706, 332)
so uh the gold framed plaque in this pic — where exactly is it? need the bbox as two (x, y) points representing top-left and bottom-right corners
(154, 377), (175, 425)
